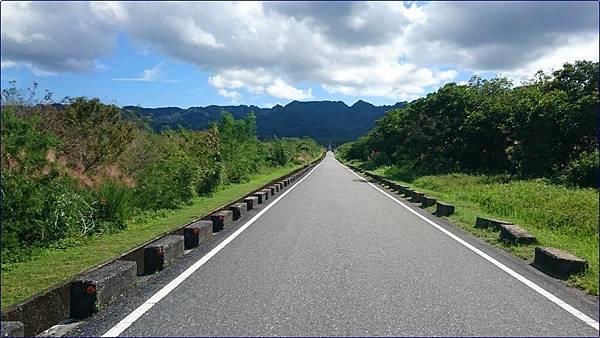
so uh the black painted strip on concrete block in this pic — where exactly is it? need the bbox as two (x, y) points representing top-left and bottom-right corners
(211, 210), (233, 232)
(533, 247), (588, 278)
(434, 202), (455, 216)
(253, 191), (266, 204)
(1, 321), (24, 337)
(184, 220), (213, 249)
(70, 260), (137, 319)
(244, 196), (259, 210)
(261, 189), (271, 200)
(143, 235), (184, 275)
(229, 202), (248, 221)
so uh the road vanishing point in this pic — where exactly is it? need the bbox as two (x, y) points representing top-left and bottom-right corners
(72, 152), (599, 337)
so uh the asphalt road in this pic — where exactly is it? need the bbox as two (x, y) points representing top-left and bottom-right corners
(73, 152), (599, 336)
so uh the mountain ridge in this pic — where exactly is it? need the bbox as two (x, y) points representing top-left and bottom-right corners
(123, 100), (406, 145)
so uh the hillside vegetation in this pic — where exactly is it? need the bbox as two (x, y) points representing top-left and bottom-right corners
(338, 61), (598, 188)
(337, 61), (599, 295)
(1, 83), (323, 268)
(124, 100), (406, 145)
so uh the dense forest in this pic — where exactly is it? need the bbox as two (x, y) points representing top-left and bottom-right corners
(124, 100), (406, 145)
(337, 61), (599, 188)
(1, 86), (322, 264)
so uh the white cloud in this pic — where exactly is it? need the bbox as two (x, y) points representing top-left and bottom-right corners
(266, 79), (313, 100)
(2, 1), (598, 101)
(217, 88), (242, 103)
(209, 68), (312, 100)
(1, 1), (118, 72)
(406, 1), (599, 75)
(112, 63), (163, 82)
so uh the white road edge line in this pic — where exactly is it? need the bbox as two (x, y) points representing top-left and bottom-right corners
(102, 160), (323, 337)
(337, 158), (599, 331)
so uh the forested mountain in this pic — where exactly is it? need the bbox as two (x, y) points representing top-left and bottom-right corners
(123, 100), (406, 145)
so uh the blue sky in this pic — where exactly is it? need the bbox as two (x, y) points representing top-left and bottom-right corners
(1, 1), (597, 108)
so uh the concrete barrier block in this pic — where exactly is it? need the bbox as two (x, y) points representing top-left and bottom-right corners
(268, 186), (276, 196)
(533, 247), (587, 278)
(409, 192), (424, 203)
(383, 179), (395, 188)
(229, 202), (248, 220)
(211, 210), (233, 232)
(403, 189), (414, 198)
(244, 196), (259, 210)
(184, 220), (213, 249)
(70, 260), (137, 319)
(143, 235), (184, 275)
(261, 188), (271, 200)
(253, 191), (267, 204)
(420, 196), (437, 208)
(397, 185), (409, 194)
(1, 321), (24, 337)
(434, 202), (455, 216)
(499, 224), (536, 244)
(475, 217), (512, 230)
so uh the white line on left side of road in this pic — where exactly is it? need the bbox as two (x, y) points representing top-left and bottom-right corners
(102, 160), (323, 337)
(337, 158), (599, 332)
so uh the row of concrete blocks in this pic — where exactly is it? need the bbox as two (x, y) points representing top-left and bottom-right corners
(353, 167), (589, 282)
(65, 171), (307, 321)
(380, 179), (455, 217)
(475, 217), (587, 278)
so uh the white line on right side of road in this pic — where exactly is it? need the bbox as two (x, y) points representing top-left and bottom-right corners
(338, 159), (599, 331)
(102, 159), (324, 337)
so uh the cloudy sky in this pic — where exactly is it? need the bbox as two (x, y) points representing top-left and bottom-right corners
(1, 1), (598, 108)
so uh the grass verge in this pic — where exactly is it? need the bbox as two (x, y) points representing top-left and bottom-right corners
(1, 164), (303, 309)
(343, 159), (599, 296)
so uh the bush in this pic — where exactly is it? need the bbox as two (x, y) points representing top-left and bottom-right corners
(557, 150), (599, 188)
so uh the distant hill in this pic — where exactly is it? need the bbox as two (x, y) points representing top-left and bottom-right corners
(123, 100), (406, 145)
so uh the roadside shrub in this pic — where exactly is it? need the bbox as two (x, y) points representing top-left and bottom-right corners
(557, 150), (599, 188)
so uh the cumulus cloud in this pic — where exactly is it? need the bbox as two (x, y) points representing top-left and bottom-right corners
(1, 1), (118, 73)
(2, 1), (598, 100)
(407, 1), (599, 74)
(208, 68), (312, 100)
(217, 89), (242, 103)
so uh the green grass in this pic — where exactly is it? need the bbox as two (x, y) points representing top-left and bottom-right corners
(344, 159), (599, 296)
(1, 164), (303, 309)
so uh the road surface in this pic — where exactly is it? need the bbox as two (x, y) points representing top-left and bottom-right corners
(73, 152), (599, 336)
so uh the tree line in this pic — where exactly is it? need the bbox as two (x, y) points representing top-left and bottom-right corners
(1, 84), (322, 264)
(337, 61), (598, 188)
